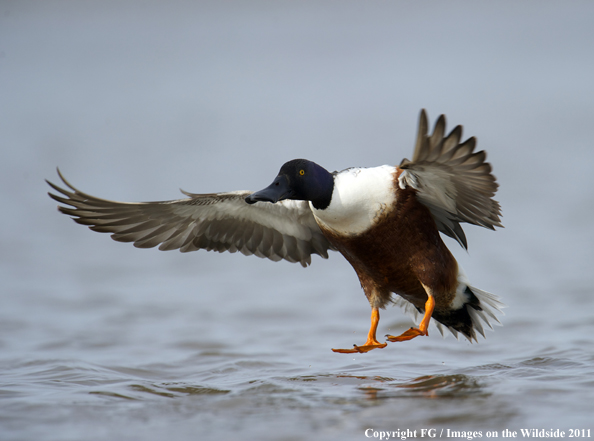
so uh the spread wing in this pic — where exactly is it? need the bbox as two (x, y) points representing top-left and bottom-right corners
(47, 169), (334, 267)
(398, 109), (503, 249)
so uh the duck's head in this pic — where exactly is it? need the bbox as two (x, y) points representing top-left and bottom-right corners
(245, 159), (334, 210)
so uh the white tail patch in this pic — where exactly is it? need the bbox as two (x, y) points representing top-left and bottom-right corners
(392, 266), (505, 342)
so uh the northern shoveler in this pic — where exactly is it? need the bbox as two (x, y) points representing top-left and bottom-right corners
(47, 110), (504, 353)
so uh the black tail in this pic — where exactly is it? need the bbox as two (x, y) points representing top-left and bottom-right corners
(431, 287), (482, 341)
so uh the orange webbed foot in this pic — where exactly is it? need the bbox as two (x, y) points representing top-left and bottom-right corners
(386, 293), (435, 343)
(332, 307), (388, 354)
(385, 327), (428, 342)
(331, 342), (387, 354)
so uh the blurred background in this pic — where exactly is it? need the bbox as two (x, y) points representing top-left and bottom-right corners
(1, 2), (593, 440)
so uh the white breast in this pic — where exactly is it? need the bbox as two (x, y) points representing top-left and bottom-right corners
(311, 165), (397, 236)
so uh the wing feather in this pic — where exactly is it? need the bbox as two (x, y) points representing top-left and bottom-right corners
(47, 169), (334, 266)
(399, 109), (503, 249)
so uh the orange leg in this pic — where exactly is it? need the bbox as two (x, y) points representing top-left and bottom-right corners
(332, 307), (388, 354)
(386, 294), (435, 342)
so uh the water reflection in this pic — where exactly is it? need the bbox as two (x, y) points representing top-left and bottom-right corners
(333, 373), (488, 400)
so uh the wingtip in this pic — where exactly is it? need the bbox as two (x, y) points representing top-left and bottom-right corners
(58, 168), (70, 188)
(418, 108), (428, 129)
(414, 109), (430, 160)
(51, 167), (76, 191)
(434, 114), (446, 137)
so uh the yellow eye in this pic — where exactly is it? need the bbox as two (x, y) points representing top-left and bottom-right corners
(299, 169), (305, 176)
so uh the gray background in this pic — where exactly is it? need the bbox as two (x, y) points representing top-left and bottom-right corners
(1, 2), (593, 440)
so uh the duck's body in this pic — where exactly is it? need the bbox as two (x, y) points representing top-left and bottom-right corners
(47, 110), (504, 353)
(312, 169), (487, 351)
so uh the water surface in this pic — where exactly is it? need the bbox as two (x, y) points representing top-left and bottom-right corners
(2, 2), (594, 440)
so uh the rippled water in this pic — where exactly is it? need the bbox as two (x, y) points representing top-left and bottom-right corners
(2, 230), (593, 441)
(2, 274), (594, 441)
(2, 2), (594, 440)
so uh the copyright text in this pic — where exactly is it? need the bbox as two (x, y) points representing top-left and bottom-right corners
(364, 428), (591, 439)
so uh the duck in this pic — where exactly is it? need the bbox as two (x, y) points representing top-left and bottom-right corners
(47, 109), (504, 353)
